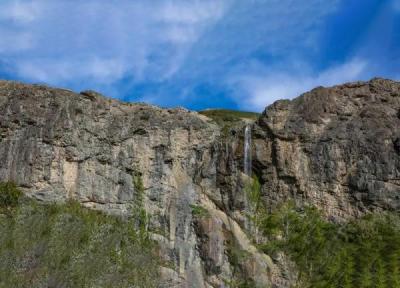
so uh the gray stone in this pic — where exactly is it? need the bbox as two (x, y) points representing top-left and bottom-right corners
(251, 78), (400, 220)
(0, 80), (284, 287)
(1, 78), (399, 287)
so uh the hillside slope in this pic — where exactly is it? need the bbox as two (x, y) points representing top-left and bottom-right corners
(0, 78), (399, 287)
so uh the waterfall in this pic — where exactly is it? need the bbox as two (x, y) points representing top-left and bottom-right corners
(244, 124), (252, 176)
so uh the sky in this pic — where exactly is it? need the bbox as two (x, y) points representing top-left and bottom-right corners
(0, 0), (399, 112)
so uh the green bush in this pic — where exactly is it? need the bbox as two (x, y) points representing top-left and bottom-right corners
(0, 199), (161, 288)
(190, 204), (210, 218)
(256, 202), (400, 288)
(0, 181), (22, 208)
(225, 239), (255, 288)
(132, 173), (150, 234)
(244, 176), (261, 211)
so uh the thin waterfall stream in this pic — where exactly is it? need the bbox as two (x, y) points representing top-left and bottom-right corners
(244, 123), (259, 240)
(244, 124), (252, 176)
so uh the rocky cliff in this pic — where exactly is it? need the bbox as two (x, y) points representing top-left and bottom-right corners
(252, 78), (400, 220)
(0, 78), (399, 287)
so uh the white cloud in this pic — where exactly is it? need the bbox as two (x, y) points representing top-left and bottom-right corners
(230, 59), (368, 111)
(0, 1), (43, 23)
(160, 1), (226, 24)
(0, 1), (44, 52)
(0, 0), (229, 88)
(1, 0), (380, 111)
(15, 58), (126, 84)
(0, 28), (34, 52)
(394, 0), (400, 11)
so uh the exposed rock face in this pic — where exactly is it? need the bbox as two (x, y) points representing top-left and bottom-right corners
(1, 78), (400, 287)
(252, 78), (400, 220)
(0, 81), (283, 287)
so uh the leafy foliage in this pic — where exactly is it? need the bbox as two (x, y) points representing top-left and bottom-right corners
(225, 239), (255, 288)
(256, 201), (400, 288)
(0, 181), (22, 208)
(133, 173), (145, 200)
(0, 197), (160, 288)
(132, 173), (149, 233)
(244, 176), (261, 210)
(190, 204), (210, 218)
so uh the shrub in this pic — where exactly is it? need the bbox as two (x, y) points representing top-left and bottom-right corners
(190, 204), (210, 218)
(0, 182), (22, 208)
(244, 176), (261, 211)
(0, 198), (161, 287)
(256, 202), (400, 288)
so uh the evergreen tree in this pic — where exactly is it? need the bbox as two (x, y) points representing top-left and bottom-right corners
(255, 201), (400, 288)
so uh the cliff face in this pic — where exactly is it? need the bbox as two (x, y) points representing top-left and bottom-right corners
(252, 78), (400, 220)
(0, 81), (283, 287)
(0, 78), (399, 287)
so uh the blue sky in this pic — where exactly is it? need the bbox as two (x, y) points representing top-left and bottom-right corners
(0, 0), (399, 112)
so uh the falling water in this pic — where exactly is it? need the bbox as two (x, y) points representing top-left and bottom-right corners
(244, 124), (252, 176)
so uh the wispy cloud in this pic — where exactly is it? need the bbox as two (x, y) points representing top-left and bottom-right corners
(0, 29), (34, 53)
(0, 0), (228, 89)
(229, 59), (369, 111)
(394, 0), (400, 11)
(0, 1), (43, 23)
(0, 0), (342, 105)
(0, 0), (397, 111)
(174, 0), (340, 82)
(15, 57), (127, 84)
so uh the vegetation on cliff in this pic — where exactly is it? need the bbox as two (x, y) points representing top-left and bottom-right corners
(237, 176), (400, 287)
(0, 183), (160, 288)
(199, 109), (259, 124)
(256, 201), (400, 287)
(199, 109), (260, 135)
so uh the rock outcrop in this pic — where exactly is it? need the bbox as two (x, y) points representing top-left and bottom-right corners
(0, 80), (283, 287)
(252, 78), (400, 220)
(1, 78), (399, 287)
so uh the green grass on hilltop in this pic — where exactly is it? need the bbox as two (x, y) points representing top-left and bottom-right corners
(199, 109), (260, 136)
(199, 109), (260, 125)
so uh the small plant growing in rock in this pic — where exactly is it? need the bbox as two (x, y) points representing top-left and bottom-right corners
(190, 204), (210, 218)
(132, 172), (150, 237)
(244, 176), (261, 211)
(0, 182), (22, 208)
(225, 240), (254, 287)
(133, 173), (145, 202)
